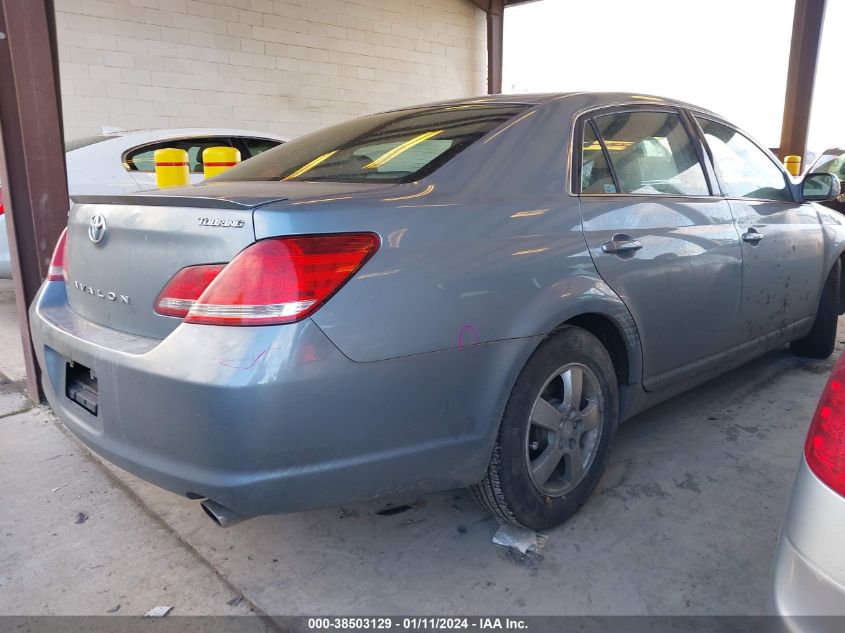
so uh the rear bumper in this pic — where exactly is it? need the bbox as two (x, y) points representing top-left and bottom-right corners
(31, 280), (534, 517)
(771, 536), (845, 633)
(771, 460), (845, 627)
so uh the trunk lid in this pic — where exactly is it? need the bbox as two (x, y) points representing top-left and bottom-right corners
(65, 181), (401, 339)
(66, 199), (258, 339)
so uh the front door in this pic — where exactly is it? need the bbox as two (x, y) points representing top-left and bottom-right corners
(695, 117), (825, 339)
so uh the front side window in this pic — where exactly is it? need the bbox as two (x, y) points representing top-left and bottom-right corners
(696, 117), (792, 202)
(126, 137), (235, 174)
(584, 111), (710, 196)
(213, 104), (530, 184)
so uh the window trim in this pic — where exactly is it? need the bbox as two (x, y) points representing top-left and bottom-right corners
(571, 104), (719, 199)
(690, 111), (798, 204)
(586, 119), (620, 195)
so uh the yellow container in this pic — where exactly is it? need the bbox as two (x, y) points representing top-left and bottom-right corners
(154, 148), (190, 188)
(203, 146), (241, 179)
(784, 154), (802, 176)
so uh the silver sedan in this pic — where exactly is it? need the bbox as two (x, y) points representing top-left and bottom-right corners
(28, 93), (845, 530)
(772, 351), (845, 627)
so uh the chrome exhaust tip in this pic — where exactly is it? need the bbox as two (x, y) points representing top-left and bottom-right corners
(200, 499), (250, 528)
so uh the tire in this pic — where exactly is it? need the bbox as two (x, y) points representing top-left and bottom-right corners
(790, 259), (841, 359)
(471, 326), (619, 530)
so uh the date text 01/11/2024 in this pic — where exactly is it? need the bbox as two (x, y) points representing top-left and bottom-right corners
(306, 618), (529, 630)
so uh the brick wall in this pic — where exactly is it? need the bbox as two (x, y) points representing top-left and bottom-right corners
(55, 0), (487, 140)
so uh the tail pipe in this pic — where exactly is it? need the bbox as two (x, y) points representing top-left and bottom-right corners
(200, 499), (251, 528)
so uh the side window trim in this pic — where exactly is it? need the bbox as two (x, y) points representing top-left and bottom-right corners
(123, 142), (165, 173)
(683, 110), (724, 197)
(586, 118), (621, 195)
(122, 145), (143, 171)
(576, 105), (716, 198)
(678, 109), (719, 196)
(691, 113), (797, 203)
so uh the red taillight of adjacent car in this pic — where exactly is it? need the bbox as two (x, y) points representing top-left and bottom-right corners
(47, 227), (69, 281)
(0, 186), (5, 216)
(806, 357), (845, 497)
(155, 233), (379, 326)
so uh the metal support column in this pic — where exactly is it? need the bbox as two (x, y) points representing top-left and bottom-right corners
(467, 0), (505, 94)
(486, 0), (504, 94)
(0, 0), (68, 401)
(778, 0), (827, 162)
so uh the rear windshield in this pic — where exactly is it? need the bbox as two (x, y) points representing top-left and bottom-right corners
(65, 135), (113, 152)
(213, 103), (531, 184)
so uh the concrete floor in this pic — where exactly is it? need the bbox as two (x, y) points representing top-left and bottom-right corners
(0, 277), (839, 616)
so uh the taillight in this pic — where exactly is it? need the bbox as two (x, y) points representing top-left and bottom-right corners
(806, 356), (845, 497)
(155, 233), (379, 325)
(154, 264), (225, 318)
(0, 186), (5, 216)
(47, 227), (68, 281)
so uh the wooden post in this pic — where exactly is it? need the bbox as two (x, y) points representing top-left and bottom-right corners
(0, 0), (69, 401)
(778, 0), (827, 162)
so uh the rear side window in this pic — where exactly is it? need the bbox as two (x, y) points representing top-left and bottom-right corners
(241, 137), (282, 158)
(125, 137), (235, 174)
(213, 104), (531, 184)
(696, 118), (791, 202)
(582, 111), (710, 196)
(581, 123), (616, 193)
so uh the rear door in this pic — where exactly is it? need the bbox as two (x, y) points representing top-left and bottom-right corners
(124, 136), (237, 190)
(693, 115), (825, 338)
(577, 107), (743, 390)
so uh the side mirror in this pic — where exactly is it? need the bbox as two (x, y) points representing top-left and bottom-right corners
(802, 172), (841, 202)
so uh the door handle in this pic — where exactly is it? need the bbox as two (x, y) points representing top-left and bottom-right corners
(602, 234), (643, 255)
(742, 229), (764, 244)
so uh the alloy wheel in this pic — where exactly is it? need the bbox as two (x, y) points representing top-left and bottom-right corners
(524, 363), (604, 497)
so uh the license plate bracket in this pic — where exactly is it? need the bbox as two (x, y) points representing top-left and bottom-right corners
(66, 361), (99, 416)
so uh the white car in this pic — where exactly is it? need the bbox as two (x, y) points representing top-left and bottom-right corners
(0, 128), (286, 278)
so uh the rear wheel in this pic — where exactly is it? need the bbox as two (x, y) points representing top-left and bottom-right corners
(790, 260), (841, 359)
(471, 327), (618, 530)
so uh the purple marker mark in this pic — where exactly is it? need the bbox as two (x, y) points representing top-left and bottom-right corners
(218, 347), (279, 370)
(458, 324), (478, 349)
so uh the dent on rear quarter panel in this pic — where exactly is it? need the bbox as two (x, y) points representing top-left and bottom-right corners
(256, 98), (639, 371)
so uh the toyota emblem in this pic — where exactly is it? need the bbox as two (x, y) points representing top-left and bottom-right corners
(88, 213), (106, 244)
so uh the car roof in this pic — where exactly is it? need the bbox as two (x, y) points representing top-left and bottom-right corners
(384, 92), (724, 119)
(63, 128), (288, 157)
(104, 127), (286, 139)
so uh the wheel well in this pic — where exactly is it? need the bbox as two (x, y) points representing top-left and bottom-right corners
(563, 314), (630, 385)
